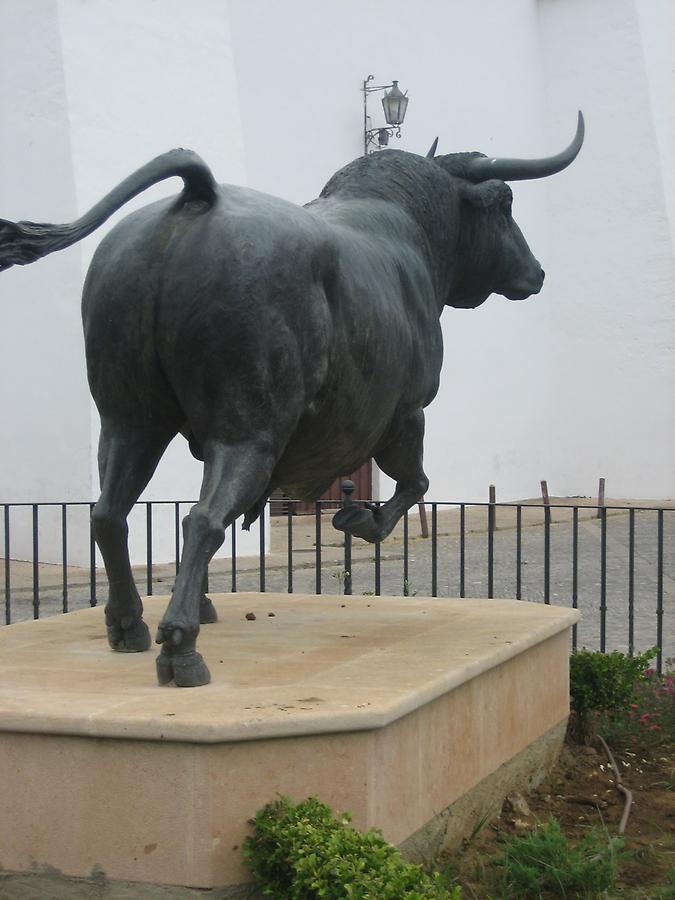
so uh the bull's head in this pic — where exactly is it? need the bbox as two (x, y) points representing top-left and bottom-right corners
(429, 113), (584, 309)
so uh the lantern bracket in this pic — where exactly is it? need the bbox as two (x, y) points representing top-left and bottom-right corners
(362, 75), (409, 155)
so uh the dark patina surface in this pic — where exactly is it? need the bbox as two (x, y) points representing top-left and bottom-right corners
(0, 115), (584, 685)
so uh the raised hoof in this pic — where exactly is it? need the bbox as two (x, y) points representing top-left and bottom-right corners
(199, 595), (218, 624)
(155, 648), (211, 688)
(332, 506), (380, 543)
(107, 617), (151, 653)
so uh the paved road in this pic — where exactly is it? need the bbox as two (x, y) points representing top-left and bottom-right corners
(2, 502), (673, 664)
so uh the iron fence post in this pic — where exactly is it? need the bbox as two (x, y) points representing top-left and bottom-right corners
(657, 509), (664, 674)
(459, 504), (465, 598)
(315, 502), (322, 595)
(431, 503), (438, 597)
(259, 508), (266, 592)
(89, 502), (97, 606)
(374, 502), (381, 596)
(146, 502), (153, 596)
(403, 509), (409, 592)
(572, 506), (578, 650)
(544, 508), (551, 605)
(487, 488), (495, 599)
(287, 501), (294, 594)
(4, 505), (10, 625)
(516, 505), (522, 601)
(600, 506), (607, 652)
(342, 480), (355, 596)
(32, 504), (39, 619)
(61, 503), (68, 613)
(628, 508), (635, 657)
(231, 523), (237, 592)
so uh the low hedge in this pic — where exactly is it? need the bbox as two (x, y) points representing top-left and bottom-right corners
(243, 796), (459, 899)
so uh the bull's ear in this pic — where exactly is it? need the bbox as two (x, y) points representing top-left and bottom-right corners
(462, 180), (513, 210)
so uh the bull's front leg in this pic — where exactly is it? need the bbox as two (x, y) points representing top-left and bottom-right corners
(332, 409), (429, 544)
(155, 439), (276, 687)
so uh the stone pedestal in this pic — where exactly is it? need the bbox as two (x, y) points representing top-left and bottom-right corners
(0, 593), (578, 894)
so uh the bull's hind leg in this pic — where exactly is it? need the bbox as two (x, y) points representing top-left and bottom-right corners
(92, 423), (176, 651)
(333, 409), (429, 544)
(155, 438), (277, 687)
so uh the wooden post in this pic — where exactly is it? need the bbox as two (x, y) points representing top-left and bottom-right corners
(418, 501), (429, 538)
(597, 477), (605, 518)
(541, 479), (551, 525)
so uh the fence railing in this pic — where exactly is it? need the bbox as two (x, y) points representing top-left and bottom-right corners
(1, 497), (672, 672)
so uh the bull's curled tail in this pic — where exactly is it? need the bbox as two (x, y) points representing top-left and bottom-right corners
(0, 149), (216, 272)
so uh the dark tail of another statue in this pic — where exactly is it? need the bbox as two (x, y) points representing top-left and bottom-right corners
(0, 149), (217, 272)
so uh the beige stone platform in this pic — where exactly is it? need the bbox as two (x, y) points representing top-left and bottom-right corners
(0, 593), (578, 892)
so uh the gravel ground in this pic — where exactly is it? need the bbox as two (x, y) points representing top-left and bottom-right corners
(2, 504), (673, 664)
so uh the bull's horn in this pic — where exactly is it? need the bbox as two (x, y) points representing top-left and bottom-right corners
(426, 137), (439, 159)
(466, 111), (585, 182)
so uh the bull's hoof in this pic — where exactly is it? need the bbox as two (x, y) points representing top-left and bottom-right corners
(107, 616), (151, 652)
(173, 650), (211, 687)
(332, 506), (382, 543)
(155, 622), (210, 687)
(156, 647), (175, 685)
(199, 595), (218, 624)
(155, 647), (211, 688)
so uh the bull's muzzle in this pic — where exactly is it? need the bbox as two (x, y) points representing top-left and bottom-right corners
(504, 267), (545, 302)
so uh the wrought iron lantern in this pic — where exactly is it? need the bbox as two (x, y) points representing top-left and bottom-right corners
(363, 75), (409, 155)
(381, 81), (409, 126)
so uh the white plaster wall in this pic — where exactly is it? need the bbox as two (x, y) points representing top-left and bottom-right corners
(635, 0), (675, 253)
(0, 0), (93, 564)
(538, 0), (675, 499)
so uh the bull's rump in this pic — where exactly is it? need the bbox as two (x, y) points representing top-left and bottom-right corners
(82, 187), (329, 430)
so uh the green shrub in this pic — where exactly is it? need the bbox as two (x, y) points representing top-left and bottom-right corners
(569, 648), (657, 743)
(243, 795), (460, 899)
(490, 817), (623, 898)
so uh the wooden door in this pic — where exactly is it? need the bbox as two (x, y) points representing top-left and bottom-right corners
(270, 460), (372, 515)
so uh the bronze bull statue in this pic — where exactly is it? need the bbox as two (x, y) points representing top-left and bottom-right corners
(0, 114), (584, 686)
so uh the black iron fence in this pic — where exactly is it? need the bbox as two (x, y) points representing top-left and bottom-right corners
(1, 497), (673, 672)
